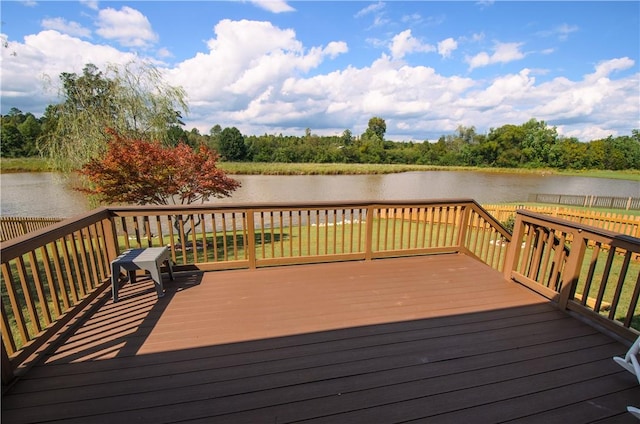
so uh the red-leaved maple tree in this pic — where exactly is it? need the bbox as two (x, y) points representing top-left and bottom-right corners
(78, 131), (240, 205)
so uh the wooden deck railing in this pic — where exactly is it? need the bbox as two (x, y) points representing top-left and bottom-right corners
(106, 200), (510, 271)
(504, 210), (640, 341)
(0, 208), (117, 385)
(2, 199), (637, 386)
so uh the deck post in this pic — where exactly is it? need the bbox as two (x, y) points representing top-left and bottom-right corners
(457, 204), (472, 251)
(503, 211), (525, 281)
(557, 230), (587, 309)
(246, 210), (257, 269)
(102, 214), (120, 262)
(365, 206), (375, 261)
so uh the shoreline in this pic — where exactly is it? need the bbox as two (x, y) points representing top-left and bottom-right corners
(1, 158), (639, 181)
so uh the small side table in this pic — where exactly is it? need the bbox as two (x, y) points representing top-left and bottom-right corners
(111, 247), (174, 302)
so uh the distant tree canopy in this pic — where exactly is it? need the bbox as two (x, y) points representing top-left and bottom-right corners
(364, 116), (387, 141)
(219, 126), (247, 161)
(0, 107), (41, 157)
(2, 90), (639, 171)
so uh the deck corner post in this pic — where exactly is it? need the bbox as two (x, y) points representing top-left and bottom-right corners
(503, 211), (525, 281)
(457, 204), (472, 251)
(557, 231), (588, 309)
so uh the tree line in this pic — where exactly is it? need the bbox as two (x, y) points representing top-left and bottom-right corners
(1, 62), (638, 171)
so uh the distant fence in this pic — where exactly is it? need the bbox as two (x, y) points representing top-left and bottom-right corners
(483, 205), (640, 239)
(528, 193), (640, 210)
(0, 217), (63, 242)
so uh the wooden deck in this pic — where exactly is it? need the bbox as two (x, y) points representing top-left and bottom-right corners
(2, 254), (640, 423)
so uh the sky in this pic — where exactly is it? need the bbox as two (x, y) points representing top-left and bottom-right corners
(1, 1), (639, 142)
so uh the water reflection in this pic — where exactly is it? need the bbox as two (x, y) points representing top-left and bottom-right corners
(1, 171), (638, 218)
(1, 173), (91, 218)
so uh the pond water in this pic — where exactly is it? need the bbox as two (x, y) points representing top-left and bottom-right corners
(1, 171), (638, 218)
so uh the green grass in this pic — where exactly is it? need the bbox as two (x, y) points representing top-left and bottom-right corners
(219, 162), (454, 175)
(0, 157), (53, 173)
(575, 247), (640, 329)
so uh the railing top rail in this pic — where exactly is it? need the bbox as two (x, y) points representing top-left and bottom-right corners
(105, 198), (481, 215)
(0, 208), (111, 260)
(517, 209), (640, 246)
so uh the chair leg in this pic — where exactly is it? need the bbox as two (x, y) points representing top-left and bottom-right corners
(628, 406), (640, 420)
(613, 336), (640, 384)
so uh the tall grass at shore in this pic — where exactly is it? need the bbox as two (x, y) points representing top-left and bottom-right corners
(218, 162), (640, 181)
(1, 157), (52, 173)
(2, 157), (639, 181)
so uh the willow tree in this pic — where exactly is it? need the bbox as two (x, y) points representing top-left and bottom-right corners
(43, 61), (188, 172)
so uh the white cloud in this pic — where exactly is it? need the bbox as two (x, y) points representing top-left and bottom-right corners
(0, 30), (137, 112)
(471, 33), (485, 43)
(41, 18), (91, 38)
(370, 15), (391, 29)
(537, 23), (579, 41)
(355, 2), (385, 18)
(165, 19), (347, 117)
(401, 13), (422, 24)
(323, 41), (349, 59)
(80, 0), (99, 11)
(460, 69), (536, 110)
(437, 37), (458, 58)
(0, 19), (637, 142)
(96, 6), (158, 48)
(389, 30), (435, 59)
(424, 14), (446, 27)
(531, 58), (638, 124)
(355, 1), (389, 29)
(249, 0), (295, 13)
(466, 42), (525, 70)
(156, 48), (173, 59)
(556, 23), (579, 40)
(588, 57), (635, 81)
(559, 126), (619, 141)
(466, 51), (490, 70)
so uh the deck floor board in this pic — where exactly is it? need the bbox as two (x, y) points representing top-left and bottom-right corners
(2, 254), (639, 423)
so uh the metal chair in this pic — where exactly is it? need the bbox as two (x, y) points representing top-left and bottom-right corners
(614, 336), (640, 419)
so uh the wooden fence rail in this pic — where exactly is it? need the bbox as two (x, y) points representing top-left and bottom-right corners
(528, 193), (640, 210)
(1, 217), (63, 242)
(484, 205), (640, 239)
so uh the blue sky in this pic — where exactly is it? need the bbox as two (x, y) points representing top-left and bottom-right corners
(1, 1), (638, 141)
